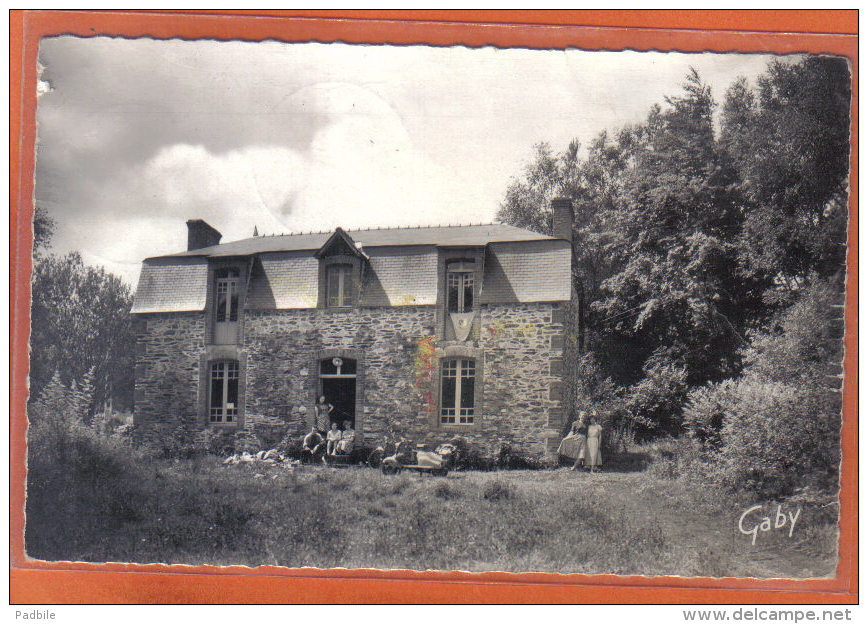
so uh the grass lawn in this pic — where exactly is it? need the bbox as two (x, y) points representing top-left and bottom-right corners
(25, 447), (839, 578)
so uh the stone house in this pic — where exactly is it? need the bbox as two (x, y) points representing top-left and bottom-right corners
(130, 199), (577, 460)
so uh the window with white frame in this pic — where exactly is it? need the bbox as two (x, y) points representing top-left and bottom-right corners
(440, 358), (475, 424)
(446, 263), (474, 313)
(209, 361), (239, 423)
(326, 263), (355, 307)
(215, 268), (240, 322)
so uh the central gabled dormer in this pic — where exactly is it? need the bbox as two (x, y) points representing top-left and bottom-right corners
(314, 227), (369, 309)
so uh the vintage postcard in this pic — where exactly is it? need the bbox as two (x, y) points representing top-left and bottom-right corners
(10, 11), (857, 604)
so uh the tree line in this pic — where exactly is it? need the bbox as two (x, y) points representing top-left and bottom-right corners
(498, 56), (849, 494)
(29, 206), (135, 418)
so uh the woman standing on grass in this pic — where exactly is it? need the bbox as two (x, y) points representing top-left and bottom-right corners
(585, 415), (603, 473)
(558, 412), (587, 470)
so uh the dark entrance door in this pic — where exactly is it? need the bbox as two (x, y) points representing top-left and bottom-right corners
(319, 357), (356, 429)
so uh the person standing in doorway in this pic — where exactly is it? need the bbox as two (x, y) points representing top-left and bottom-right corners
(314, 395), (334, 434)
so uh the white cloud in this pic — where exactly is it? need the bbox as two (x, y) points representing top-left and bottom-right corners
(290, 82), (490, 231)
(142, 144), (305, 234)
(35, 37), (786, 285)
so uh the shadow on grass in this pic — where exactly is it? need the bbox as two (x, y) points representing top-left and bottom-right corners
(556, 451), (651, 472)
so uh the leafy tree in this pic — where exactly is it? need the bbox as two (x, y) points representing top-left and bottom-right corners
(722, 56), (851, 285)
(71, 366), (96, 421)
(498, 58), (851, 440)
(592, 69), (749, 389)
(30, 252), (135, 413)
(498, 141), (580, 234)
(33, 205), (55, 257)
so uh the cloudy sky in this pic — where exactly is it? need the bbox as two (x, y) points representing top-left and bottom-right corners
(35, 37), (779, 285)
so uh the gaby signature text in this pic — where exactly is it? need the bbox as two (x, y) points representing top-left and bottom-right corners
(738, 504), (801, 545)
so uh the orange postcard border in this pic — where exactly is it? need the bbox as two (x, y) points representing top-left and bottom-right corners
(9, 10), (858, 604)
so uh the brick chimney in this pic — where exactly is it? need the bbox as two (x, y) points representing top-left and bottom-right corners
(186, 219), (222, 251)
(551, 198), (573, 242)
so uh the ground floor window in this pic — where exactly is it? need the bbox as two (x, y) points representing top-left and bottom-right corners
(440, 358), (475, 424)
(210, 360), (239, 423)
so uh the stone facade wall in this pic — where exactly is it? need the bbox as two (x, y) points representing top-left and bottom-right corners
(133, 312), (206, 440)
(472, 302), (565, 458)
(244, 302), (565, 459)
(133, 302), (569, 460)
(243, 307), (437, 444)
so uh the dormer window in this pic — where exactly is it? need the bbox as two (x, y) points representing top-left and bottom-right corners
(214, 267), (240, 344)
(216, 268), (240, 322)
(315, 228), (368, 310)
(441, 258), (478, 341)
(326, 263), (356, 308)
(447, 262), (474, 313)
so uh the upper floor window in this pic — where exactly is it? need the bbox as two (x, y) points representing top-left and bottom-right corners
(440, 358), (475, 425)
(215, 268), (240, 322)
(446, 262), (474, 313)
(315, 228), (367, 309)
(326, 263), (356, 308)
(210, 360), (239, 423)
(214, 267), (240, 344)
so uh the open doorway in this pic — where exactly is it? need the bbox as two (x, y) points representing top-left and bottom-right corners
(319, 357), (356, 429)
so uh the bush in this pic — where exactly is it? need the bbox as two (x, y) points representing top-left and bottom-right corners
(623, 356), (689, 440)
(644, 437), (706, 481)
(450, 437), (495, 471)
(26, 398), (265, 562)
(233, 430), (262, 454)
(709, 278), (843, 497)
(251, 424), (288, 450)
(682, 380), (735, 450)
(433, 481), (460, 500)
(482, 479), (513, 501)
(27, 411), (149, 557)
(717, 376), (840, 496)
(195, 427), (236, 457)
(496, 443), (547, 470)
(749, 278), (843, 385)
(157, 424), (199, 459)
(276, 432), (303, 459)
(565, 352), (634, 453)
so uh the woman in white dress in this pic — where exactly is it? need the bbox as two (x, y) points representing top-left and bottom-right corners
(557, 412), (587, 469)
(585, 415), (603, 473)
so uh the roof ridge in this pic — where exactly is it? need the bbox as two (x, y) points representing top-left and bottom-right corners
(153, 222), (552, 259)
(242, 222), (505, 239)
(349, 222), (500, 231)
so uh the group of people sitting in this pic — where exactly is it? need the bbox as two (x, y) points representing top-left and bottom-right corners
(301, 396), (604, 470)
(300, 395), (355, 463)
(301, 421), (355, 463)
(557, 410), (603, 472)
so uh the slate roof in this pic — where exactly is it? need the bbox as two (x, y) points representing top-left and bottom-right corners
(480, 242), (572, 303)
(130, 257), (209, 314)
(132, 223), (570, 313)
(153, 223), (557, 259)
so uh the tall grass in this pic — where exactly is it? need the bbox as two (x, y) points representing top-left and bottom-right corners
(26, 419), (674, 573)
(25, 409), (836, 577)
